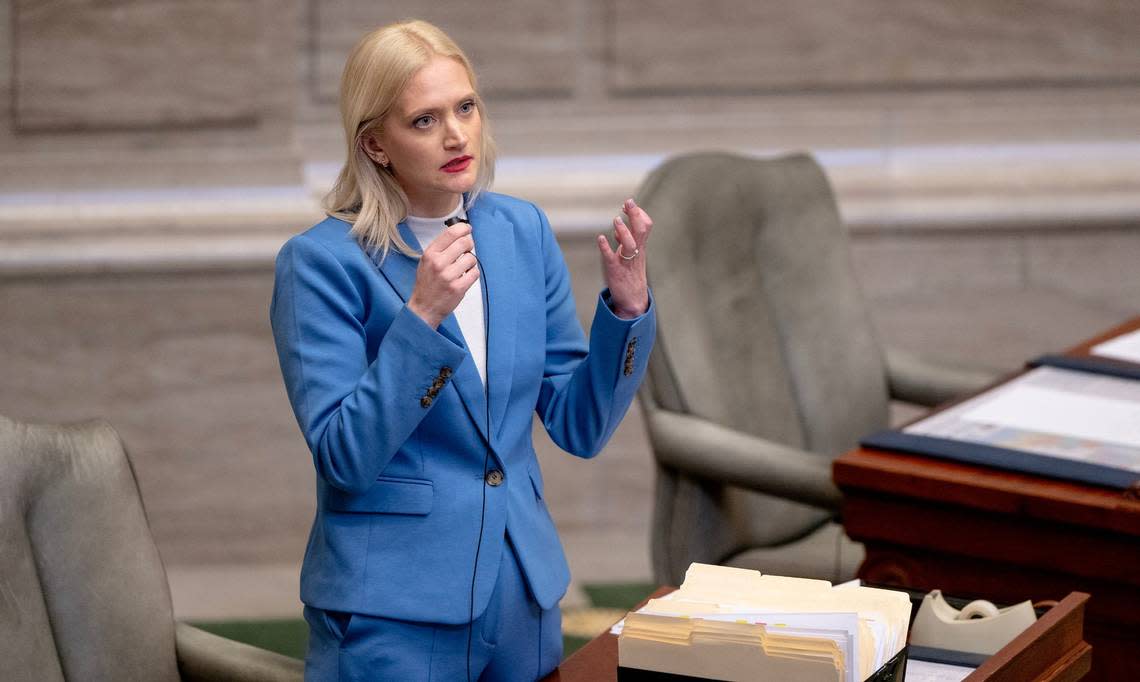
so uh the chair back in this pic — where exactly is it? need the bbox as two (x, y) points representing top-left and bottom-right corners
(0, 415), (179, 682)
(636, 152), (889, 583)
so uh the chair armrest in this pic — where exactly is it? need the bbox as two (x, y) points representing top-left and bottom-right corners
(646, 409), (842, 510)
(175, 622), (304, 682)
(885, 347), (1003, 408)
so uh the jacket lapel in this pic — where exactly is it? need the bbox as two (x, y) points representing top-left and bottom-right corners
(371, 222), (491, 445)
(468, 201), (517, 443)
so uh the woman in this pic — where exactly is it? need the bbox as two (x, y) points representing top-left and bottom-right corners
(270, 19), (654, 681)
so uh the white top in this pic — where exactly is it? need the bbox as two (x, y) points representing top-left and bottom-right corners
(405, 201), (487, 387)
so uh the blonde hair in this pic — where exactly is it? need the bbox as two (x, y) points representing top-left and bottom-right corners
(324, 20), (497, 258)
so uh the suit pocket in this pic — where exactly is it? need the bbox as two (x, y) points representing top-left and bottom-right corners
(528, 464), (545, 501)
(325, 476), (434, 515)
(321, 609), (355, 642)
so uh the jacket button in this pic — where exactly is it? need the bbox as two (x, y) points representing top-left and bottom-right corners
(420, 396), (432, 408)
(440, 366), (453, 379)
(485, 469), (504, 487)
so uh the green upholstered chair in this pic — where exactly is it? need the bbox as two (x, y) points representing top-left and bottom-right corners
(0, 414), (303, 682)
(635, 152), (998, 586)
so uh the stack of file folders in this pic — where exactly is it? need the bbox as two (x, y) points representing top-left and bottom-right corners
(617, 564), (911, 682)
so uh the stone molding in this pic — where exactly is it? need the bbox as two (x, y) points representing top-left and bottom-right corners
(2, 142), (1139, 277)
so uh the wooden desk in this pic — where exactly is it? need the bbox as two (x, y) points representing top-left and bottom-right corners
(834, 318), (1140, 682)
(543, 588), (1091, 681)
(541, 587), (673, 682)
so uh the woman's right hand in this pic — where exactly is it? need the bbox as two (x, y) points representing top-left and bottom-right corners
(407, 221), (480, 329)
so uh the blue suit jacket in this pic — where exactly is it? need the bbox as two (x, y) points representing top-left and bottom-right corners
(270, 192), (654, 624)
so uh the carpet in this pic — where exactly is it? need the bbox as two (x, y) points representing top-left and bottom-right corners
(189, 581), (656, 662)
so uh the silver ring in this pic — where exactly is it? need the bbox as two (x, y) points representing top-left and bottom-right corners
(618, 245), (639, 261)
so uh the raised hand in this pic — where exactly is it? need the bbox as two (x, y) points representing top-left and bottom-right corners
(596, 198), (652, 319)
(408, 221), (479, 329)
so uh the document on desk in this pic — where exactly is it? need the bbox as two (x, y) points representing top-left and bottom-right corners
(904, 659), (974, 682)
(906, 366), (1140, 468)
(874, 365), (1140, 486)
(617, 563), (911, 682)
(1092, 327), (1140, 364)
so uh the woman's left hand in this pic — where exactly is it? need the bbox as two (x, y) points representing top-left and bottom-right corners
(597, 198), (653, 319)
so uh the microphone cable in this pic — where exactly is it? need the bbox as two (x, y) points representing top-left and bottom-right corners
(445, 215), (492, 682)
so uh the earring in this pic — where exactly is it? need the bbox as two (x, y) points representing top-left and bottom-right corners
(363, 145), (387, 167)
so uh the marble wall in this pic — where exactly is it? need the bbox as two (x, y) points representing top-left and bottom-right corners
(609, 1), (1140, 92)
(312, 1), (576, 101)
(2, 230), (1136, 575)
(2, 0), (1138, 189)
(1, 0), (1139, 593)
(1, 0), (302, 188)
(0, 239), (648, 568)
(16, 2), (262, 131)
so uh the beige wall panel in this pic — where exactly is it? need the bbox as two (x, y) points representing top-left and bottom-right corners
(610, 0), (889, 91)
(866, 288), (1130, 370)
(0, 1), (11, 96)
(313, 0), (574, 102)
(849, 234), (1023, 299)
(0, 271), (314, 565)
(15, 0), (262, 131)
(611, 0), (1140, 93)
(884, 88), (1140, 147)
(0, 235), (632, 565)
(1025, 230), (1140, 312)
(882, 0), (1140, 84)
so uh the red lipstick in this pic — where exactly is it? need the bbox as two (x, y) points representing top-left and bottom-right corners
(441, 155), (473, 173)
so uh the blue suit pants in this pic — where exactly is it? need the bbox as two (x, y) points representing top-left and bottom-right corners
(303, 536), (562, 681)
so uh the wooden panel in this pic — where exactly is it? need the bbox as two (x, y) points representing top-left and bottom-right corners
(835, 316), (1140, 680)
(544, 587), (1093, 682)
(14, 0), (263, 131)
(543, 587), (674, 681)
(834, 447), (1140, 536)
(1066, 317), (1140, 357)
(970, 592), (1091, 682)
(841, 493), (1140, 584)
(858, 548), (1127, 680)
(610, 0), (1140, 93)
(313, 0), (574, 102)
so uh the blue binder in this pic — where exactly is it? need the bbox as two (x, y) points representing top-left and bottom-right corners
(861, 353), (1140, 490)
(1029, 353), (1140, 382)
(859, 429), (1138, 490)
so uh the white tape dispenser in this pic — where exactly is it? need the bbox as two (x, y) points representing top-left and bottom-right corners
(909, 589), (1037, 655)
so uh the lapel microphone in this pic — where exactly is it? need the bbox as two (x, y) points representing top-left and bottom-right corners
(447, 213), (492, 682)
(444, 215), (482, 284)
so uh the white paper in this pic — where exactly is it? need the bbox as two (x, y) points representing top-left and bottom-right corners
(961, 383), (1140, 450)
(904, 659), (975, 682)
(1092, 328), (1140, 364)
(905, 367), (1140, 470)
(610, 618), (625, 635)
(614, 565), (912, 682)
